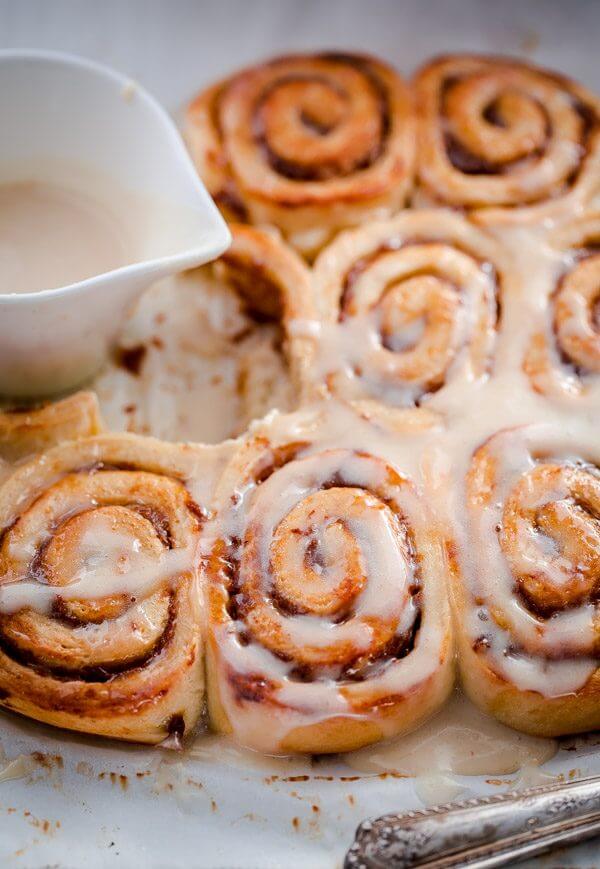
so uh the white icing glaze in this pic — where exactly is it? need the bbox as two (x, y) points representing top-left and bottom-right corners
(0, 180), (129, 295)
(345, 692), (557, 777)
(306, 210), (503, 408)
(413, 772), (466, 807)
(0, 535), (196, 614)
(0, 752), (37, 783)
(185, 733), (298, 773)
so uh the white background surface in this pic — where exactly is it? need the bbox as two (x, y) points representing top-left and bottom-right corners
(1, 0), (599, 112)
(1, 2), (600, 867)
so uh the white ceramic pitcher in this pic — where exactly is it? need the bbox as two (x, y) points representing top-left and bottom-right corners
(0, 50), (230, 397)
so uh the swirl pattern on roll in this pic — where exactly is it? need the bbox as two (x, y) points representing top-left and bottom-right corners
(459, 425), (600, 734)
(187, 52), (415, 256)
(524, 216), (600, 400)
(204, 415), (453, 754)
(415, 55), (600, 222)
(309, 210), (502, 409)
(0, 434), (206, 743)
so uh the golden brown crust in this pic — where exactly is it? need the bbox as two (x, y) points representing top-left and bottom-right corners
(217, 223), (315, 324)
(457, 628), (600, 737)
(0, 391), (103, 462)
(186, 80), (249, 223)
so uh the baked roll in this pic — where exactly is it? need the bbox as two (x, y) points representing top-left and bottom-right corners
(0, 391), (103, 463)
(524, 215), (600, 400)
(0, 434), (209, 743)
(309, 210), (503, 411)
(203, 406), (454, 754)
(455, 425), (600, 736)
(186, 52), (415, 257)
(415, 55), (600, 224)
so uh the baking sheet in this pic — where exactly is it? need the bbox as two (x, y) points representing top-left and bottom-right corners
(1, 1), (600, 866)
(2, 707), (600, 868)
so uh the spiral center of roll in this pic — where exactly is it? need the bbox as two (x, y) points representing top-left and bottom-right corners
(0, 460), (199, 682)
(502, 463), (600, 612)
(555, 255), (600, 372)
(446, 76), (548, 164)
(41, 506), (165, 622)
(230, 449), (420, 672)
(255, 66), (384, 180)
(271, 488), (368, 617)
(378, 275), (459, 384)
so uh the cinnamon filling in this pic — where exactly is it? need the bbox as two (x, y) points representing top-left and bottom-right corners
(252, 55), (390, 182)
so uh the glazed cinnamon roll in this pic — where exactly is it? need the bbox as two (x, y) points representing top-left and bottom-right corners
(0, 434), (208, 743)
(0, 392), (103, 462)
(524, 215), (600, 400)
(415, 55), (600, 224)
(456, 426), (600, 736)
(204, 409), (454, 754)
(186, 52), (415, 257)
(309, 210), (502, 409)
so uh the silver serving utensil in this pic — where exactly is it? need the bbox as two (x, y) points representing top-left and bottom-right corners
(345, 774), (600, 868)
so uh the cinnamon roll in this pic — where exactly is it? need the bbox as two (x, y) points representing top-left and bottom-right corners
(524, 215), (600, 400)
(203, 408), (454, 754)
(0, 434), (208, 743)
(186, 52), (415, 257)
(456, 426), (600, 736)
(0, 392), (103, 462)
(415, 55), (600, 224)
(309, 210), (502, 410)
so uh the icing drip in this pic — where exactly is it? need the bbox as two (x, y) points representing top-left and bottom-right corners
(345, 692), (557, 777)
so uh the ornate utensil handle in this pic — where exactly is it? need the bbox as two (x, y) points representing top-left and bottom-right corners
(345, 775), (600, 868)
